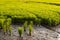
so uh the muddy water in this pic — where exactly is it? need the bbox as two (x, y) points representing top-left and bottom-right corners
(0, 25), (60, 40)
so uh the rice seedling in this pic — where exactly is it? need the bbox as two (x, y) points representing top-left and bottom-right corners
(18, 27), (24, 37)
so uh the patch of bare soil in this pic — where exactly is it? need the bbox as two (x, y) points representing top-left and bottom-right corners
(0, 25), (59, 40)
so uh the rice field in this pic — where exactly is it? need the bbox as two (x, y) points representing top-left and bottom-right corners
(0, 0), (60, 40)
(0, 0), (60, 26)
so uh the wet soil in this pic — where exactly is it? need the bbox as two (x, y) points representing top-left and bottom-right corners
(0, 25), (60, 40)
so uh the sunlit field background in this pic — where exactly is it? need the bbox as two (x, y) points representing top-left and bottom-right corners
(0, 0), (60, 26)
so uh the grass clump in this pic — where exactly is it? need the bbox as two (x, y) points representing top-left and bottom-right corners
(18, 27), (24, 37)
(9, 27), (12, 36)
(6, 18), (11, 30)
(30, 21), (33, 26)
(29, 25), (33, 36)
(0, 18), (12, 35)
(23, 21), (28, 31)
(3, 25), (7, 34)
(0, 18), (5, 29)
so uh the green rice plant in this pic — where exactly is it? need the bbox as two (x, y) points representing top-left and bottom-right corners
(9, 27), (12, 36)
(0, 22), (2, 29)
(29, 25), (33, 36)
(3, 25), (7, 34)
(0, 19), (5, 29)
(23, 21), (28, 31)
(5, 18), (11, 31)
(35, 18), (41, 26)
(6, 18), (11, 26)
(30, 21), (33, 26)
(18, 27), (23, 37)
(48, 18), (52, 26)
